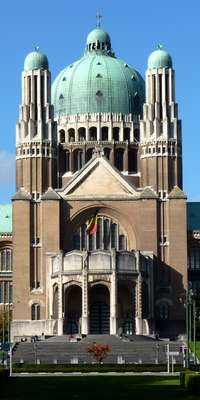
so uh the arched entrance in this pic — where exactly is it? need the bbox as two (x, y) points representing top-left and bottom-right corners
(64, 285), (82, 334)
(89, 284), (110, 334)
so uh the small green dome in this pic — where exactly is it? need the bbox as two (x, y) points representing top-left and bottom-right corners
(24, 48), (49, 71)
(148, 46), (172, 69)
(52, 29), (145, 116)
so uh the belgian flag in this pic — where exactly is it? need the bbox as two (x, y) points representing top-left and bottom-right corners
(86, 213), (98, 235)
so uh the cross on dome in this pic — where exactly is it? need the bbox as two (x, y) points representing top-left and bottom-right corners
(34, 45), (40, 52)
(96, 11), (102, 28)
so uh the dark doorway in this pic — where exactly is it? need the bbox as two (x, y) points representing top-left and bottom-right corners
(89, 285), (110, 334)
(64, 285), (82, 334)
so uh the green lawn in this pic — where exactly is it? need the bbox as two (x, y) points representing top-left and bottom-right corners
(1, 376), (198, 400)
(190, 341), (200, 359)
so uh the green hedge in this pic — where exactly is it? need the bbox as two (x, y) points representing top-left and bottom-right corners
(180, 370), (200, 395)
(13, 363), (184, 373)
(187, 375), (200, 395)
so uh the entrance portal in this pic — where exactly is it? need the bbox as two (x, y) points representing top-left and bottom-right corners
(64, 285), (82, 334)
(89, 285), (110, 334)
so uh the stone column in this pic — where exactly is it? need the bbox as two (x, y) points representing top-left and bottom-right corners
(86, 124), (89, 141)
(82, 252), (88, 335)
(57, 253), (63, 335)
(97, 116), (101, 141)
(135, 273), (143, 335)
(110, 250), (117, 334)
(124, 145), (128, 172)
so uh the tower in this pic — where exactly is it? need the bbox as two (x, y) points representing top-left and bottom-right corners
(140, 46), (182, 196)
(16, 47), (57, 196)
(12, 49), (60, 329)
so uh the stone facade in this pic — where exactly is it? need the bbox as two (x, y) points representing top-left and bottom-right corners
(10, 27), (188, 340)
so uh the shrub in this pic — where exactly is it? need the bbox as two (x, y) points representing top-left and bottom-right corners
(180, 370), (200, 390)
(87, 343), (111, 363)
(187, 374), (200, 395)
(13, 363), (184, 373)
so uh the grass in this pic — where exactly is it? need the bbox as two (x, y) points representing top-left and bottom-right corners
(190, 341), (200, 359)
(1, 376), (198, 400)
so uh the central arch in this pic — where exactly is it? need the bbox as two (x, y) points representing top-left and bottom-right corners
(89, 284), (110, 334)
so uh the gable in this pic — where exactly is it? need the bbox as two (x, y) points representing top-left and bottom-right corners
(61, 156), (138, 198)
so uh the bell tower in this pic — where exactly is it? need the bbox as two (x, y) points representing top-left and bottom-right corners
(140, 45), (182, 197)
(16, 47), (57, 197)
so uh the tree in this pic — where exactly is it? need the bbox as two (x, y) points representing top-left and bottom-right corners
(87, 342), (111, 363)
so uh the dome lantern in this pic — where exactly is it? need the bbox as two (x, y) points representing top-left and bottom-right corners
(85, 27), (113, 56)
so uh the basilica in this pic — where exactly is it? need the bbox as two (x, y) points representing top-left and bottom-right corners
(1, 24), (197, 340)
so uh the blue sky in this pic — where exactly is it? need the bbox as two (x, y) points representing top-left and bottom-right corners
(0, 0), (199, 203)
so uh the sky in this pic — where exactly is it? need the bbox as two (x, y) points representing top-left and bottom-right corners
(0, 0), (199, 203)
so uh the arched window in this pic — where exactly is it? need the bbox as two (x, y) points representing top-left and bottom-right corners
(113, 127), (119, 141)
(78, 127), (86, 141)
(89, 127), (97, 141)
(124, 128), (130, 141)
(115, 148), (124, 171)
(86, 148), (94, 163)
(31, 303), (40, 320)
(68, 128), (75, 142)
(128, 148), (137, 173)
(102, 127), (108, 141)
(188, 247), (200, 270)
(0, 281), (12, 304)
(59, 129), (65, 143)
(104, 148), (111, 160)
(72, 216), (127, 251)
(159, 303), (169, 320)
(73, 149), (83, 172)
(0, 249), (12, 272)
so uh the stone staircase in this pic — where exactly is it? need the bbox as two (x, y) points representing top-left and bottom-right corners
(13, 335), (184, 365)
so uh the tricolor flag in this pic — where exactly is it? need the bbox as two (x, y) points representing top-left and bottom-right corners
(86, 213), (98, 235)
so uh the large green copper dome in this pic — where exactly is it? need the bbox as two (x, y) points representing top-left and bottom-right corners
(52, 28), (145, 116)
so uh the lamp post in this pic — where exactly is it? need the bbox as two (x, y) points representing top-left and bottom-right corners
(186, 288), (193, 368)
(193, 296), (196, 366)
(186, 291), (189, 368)
(186, 288), (197, 367)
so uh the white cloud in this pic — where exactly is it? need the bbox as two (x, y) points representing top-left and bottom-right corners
(0, 150), (15, 185)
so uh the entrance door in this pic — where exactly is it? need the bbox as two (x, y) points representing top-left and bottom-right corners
(90, 301), (110, 334)
(89, 284), (110, 334)
(64, 285), (82, 334)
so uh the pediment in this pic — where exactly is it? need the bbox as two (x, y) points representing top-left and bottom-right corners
(60, 156), (139, 199)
